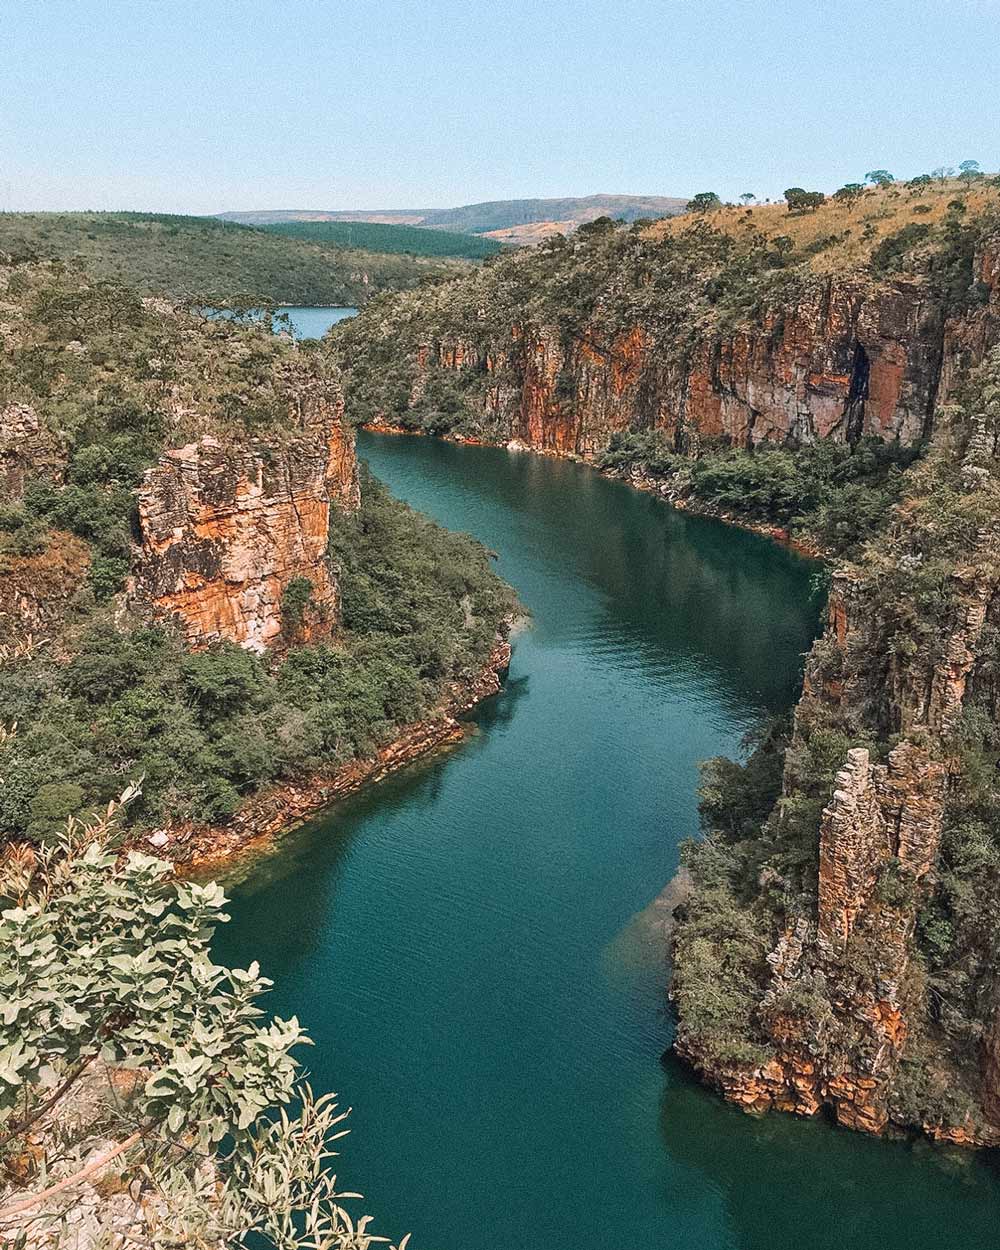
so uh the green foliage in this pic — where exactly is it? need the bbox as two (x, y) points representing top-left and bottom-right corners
(686, 192), (722, 213)
(596, 433), (920, 556)
(25, 782), (86, 844)
(870, 222), (932, 273)
(0, 792), (404, 1247)
(0, 474), (515, 839)
(784, 188), (825, 213)
(865, 169), (895, 186)
(0, 212), (469, 306)
(834, 182), (866, 205)
(280, 576), (314, 631)
(261, 218), (503, 260)
(671, 849), (773, 1066)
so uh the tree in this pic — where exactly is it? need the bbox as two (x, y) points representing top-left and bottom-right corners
(931, 166), (955, 182)
(959, 159), (984, 183)
(0, 789), (406, 1248)
(865, 169), (895, 186)
(686, 192), (722, 214)
(833, 182), (865, 207)
(784, 187), (825, 214)
(739, 192), (755, 205)
(906, 174), (932, 188)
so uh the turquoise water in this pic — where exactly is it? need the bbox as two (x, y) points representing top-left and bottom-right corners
(215, 433), (1000, 1249)
(280, 305), (357, 338)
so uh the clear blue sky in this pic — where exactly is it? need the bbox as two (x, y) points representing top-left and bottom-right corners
(2, 0), (996, 214)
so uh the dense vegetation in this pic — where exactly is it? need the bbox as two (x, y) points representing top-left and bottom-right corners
(0, 212), (470, 305)
(0, 257), (516, 843)
(0, 792), (403, 1247)
(593, 432), (922, 555)
(673, 350), (1000, 1129)
(259, 218), (503, 260)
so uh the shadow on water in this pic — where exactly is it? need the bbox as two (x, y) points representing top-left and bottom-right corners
(657, 1054), (1000, 1250)
(214, 432), (1000, 1250)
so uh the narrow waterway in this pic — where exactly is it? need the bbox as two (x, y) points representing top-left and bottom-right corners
(215, 429), (1000, 1249)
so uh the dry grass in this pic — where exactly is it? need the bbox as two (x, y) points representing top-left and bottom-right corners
(649, 177), (1000, 273)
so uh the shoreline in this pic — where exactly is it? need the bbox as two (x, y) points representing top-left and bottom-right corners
(148, 637), (512, 878)
(360, 420), (829, 562)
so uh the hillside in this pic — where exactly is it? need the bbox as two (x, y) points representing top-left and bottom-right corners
(653, 176), (1000, 274)
(0, 212), (471, 305)
(259, 218), (503, 260)
(221, 194), (689, 245)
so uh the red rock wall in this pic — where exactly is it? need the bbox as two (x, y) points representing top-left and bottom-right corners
(677, 400), (1000, 1144)
(131, 383), (359, 651)
(418, 239), (1000, 456)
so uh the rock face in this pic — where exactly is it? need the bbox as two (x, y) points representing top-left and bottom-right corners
(402, 237), (1000, 456)
(131, 383), (359, 651)
(673, 365), (1000, 1145)
(0, 404), (65, 499)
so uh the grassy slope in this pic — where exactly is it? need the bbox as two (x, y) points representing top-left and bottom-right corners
(652, 177), (1000, 272)
(260, 219), (503, 260)
(0, 212), (471, 305)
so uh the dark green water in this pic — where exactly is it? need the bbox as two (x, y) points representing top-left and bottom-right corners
(215, 433), (1000, 1249)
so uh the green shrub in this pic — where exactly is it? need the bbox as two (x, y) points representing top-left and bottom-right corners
(281, 576), (314, 630)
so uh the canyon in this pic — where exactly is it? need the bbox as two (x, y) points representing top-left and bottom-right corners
(333, 203), (1000, 1147)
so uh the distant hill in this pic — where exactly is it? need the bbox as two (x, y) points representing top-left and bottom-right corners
(220, 195), (689, 246)
(258, 219), (503, 260)
(0, 212), (472, 305)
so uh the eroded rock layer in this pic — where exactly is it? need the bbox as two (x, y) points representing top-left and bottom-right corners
(366, 237), (1000, 457)
(673, 351), (1000, 1145)
(131, 382), (359, 651)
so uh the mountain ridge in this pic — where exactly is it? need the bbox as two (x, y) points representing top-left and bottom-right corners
(219, 194), (689, 245)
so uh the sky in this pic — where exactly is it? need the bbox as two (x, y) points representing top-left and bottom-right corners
(2, 0), (998, 214)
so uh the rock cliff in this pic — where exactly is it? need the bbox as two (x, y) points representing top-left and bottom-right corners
(130, 381), (360, 651)
(672, 348), (1000, 1145)
(0, 404), (65, 498)
(346, 229), (1000, 459)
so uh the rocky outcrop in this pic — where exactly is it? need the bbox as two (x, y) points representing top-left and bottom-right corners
(130, 382), (359, 651)
(673, 355), (1000, 1145)
(0, 404), (64, 499)
(404, 237), (1000, 458)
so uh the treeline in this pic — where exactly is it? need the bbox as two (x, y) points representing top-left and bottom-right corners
(0, 212), (470, 305)
(261, 218), (504, 260)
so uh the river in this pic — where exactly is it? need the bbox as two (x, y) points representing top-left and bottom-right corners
(213, 315), (1000, 1250)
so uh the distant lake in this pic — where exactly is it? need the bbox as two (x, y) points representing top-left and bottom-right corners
(279, 305), (357, 339)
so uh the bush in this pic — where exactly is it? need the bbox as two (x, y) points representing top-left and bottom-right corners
(0, 791), (404, 1247)
(281, 576), (314, 631)
(0, 472), (516, 840)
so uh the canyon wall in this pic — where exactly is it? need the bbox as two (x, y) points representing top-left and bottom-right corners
(673, 372), (1000, 1145)
(0, 403), (65, 498)
(391, 237), (1000, 457)
(130, 381), (360, 652)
